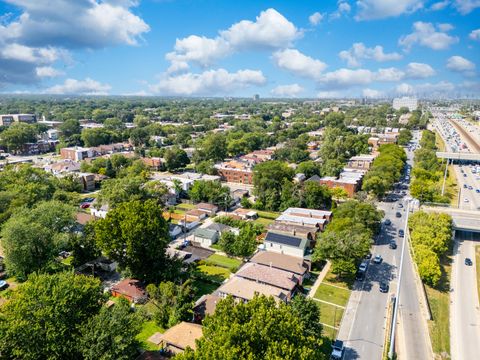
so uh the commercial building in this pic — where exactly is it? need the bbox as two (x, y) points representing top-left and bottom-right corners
(346, 154), (377, 170)
(392, 97), (418, 111)
(60, 147), (94, 161)
(0, 113), (37, 126)
(215, 159), (254, 184)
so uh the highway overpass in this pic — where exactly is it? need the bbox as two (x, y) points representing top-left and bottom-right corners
(421, 206), (480, 232)
(436, 152), (480, 162)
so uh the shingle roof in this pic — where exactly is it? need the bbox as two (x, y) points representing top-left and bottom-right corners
(249, 251), (309, 275)
(194, 228), (218, 240)
(217, 277), (287, 301)
(159, 322), (203, 351)
(235, 262), (298, 291)
(265, 231), (304, 248)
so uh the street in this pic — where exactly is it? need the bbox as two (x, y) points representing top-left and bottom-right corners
(450, 231), (480, 360)
(339, 131), (431, 359)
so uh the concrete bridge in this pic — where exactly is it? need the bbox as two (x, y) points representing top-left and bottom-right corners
(436, 152), (480, 163)
(421, 206), (480, 232)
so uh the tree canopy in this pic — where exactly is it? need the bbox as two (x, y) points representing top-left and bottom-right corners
(94, 199), (172, 283)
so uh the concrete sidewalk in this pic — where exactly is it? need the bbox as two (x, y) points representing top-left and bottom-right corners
(307, 261), (331, 298)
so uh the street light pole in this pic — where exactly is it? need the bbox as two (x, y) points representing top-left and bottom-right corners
(388, 199), (411, 359)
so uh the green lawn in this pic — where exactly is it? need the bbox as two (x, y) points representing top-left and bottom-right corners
(173, 209), (185, 215)
(176, 203), (196, 211)
(314, 283), (351, 307)
(137, 320), (164, 351)
(206, 254), (242, 271)
(196, 264), (231, 280)
(192, 279), (220, 300)
(424, 253), (452, 358)
(256, 210), (280, 220)
(252, 217), (275, 227)
(316, 302), (344, 336)
(323, 271), (354, 290)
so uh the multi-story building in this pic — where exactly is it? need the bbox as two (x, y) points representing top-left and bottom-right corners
(0, 113), (37, 126)
(346, 154), (377, 170)
(392, 97), (418, 111)
(215, 159), (254, 184)
(60, 147), (94, 161)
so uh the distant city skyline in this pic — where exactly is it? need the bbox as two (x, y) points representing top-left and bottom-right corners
(0, 0), (479, 98)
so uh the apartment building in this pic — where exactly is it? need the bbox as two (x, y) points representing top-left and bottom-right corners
(0, 113), (37, 126)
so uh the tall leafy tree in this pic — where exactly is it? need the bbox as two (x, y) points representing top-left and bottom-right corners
(94, 200), (172, 283)
(0, 272), (104, 360)
(177, 295), (326, 360)
(79, 298), (141, 360)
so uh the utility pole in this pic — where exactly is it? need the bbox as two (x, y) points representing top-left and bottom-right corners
(388, 199), (411, 359)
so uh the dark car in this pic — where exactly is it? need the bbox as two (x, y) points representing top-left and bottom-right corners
(355, 271), (365, 281)
(389, 241), (397, 249)
(364, 252), (372, 260)
(464, 184), (468, 189)
(330, 340), (345, 360)
(379, 282), (389, 293)
(398, 229), (404, 237)
(83, 197), (95, 203)
(396, 212), (402, 218)
(384, 219), (391, 226)
(465, 258), (473, 266)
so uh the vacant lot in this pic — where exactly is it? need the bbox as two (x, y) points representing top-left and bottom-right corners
(205, 254), (242, 271)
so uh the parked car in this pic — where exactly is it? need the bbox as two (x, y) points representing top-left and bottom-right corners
(396, 212), (402, 218)
(468, 186), (473, 190)
(330, 340), (345, 360)
(373, 255), (383, 264)
(355, 271), (365, 281)
(398, 229), (404, 237)
(464, 184), (468, 189)
(83, 197), (95, 203)
(389, 241), (397, 249)
(358, 261), (369, 272)
(465, 258), (473, 266)
(464, 198), (469, 203)
(397, 203), (403, 209)
(80, 203), (91, 209)
(379, 282), (389, 293)
(364, 252), (372, 260)
(384, 219), (391, 226)
(0, 280), (8, 291)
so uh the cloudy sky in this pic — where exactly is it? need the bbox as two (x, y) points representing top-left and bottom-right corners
(0, 0), (479, 98)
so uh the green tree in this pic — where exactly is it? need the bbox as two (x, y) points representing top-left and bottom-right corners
(81, 128), (114, 147)
(0, 272), (104, 360)
(253, 160), (294, 211)
(289, 295), (323, 339)
(302, 181), (332, 210)
(196, 133), (227, 162)
(313, 217), (373, 276)
(146, 280), (194, 328)
(164, 146), (190, 171)
(176, 295), (326, 360)
(94, 200), (172, 283)
(296, 161), (322, 179)
(79, 298), (141, 360)
(59, 119), (82, 144)
(0, 122), (38, 153)
(333, 200), (383, 234)
(397, 129), (412, 145)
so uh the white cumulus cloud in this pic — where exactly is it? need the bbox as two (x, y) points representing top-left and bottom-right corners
(454, 0), (480, 14)
(271, 84), (304, 97)
(362, 88), (384, 97)
(355, 0), (424, 20)
(339, 42), (402, 67)
(430, 1), (450, 10)
(309, 12), (324, 26)
(149, 68), (266, 96)
(405, 62), (436, 78)
(469, 29), (480, 41)
(166, 8), (301, 68)
(35, 66), (64, 78)
(446, 55), (476, 74)
(45, 78), (111, 95)
(399, 21), (459, 50)
(272, 49), (327, 80)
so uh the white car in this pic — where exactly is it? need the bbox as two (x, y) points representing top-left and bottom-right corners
(464, 198), (469, 203)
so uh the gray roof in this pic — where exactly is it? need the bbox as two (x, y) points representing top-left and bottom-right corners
(206, 222), (233, 233)
(306, 175), (322, 182)
(194, 228), (218, 240)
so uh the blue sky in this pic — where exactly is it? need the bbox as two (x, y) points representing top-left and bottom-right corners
(0, 0), (479, 98)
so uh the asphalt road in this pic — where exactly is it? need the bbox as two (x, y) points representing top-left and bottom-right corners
(339, 131), (431, 359)
(450, 231), (480, 360)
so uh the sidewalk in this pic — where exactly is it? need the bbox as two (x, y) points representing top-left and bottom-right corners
(307, 261), (331, 298)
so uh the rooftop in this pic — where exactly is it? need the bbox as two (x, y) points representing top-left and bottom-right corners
(158, 321), (203, 351)
(217, 276), (287, 302)
(265, 231), (306, 249)
(249, 251), (309, 275)
(235, 262), (298, 291)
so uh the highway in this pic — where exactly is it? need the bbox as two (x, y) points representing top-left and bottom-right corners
(339, 131), (431, 360)
(432, 110), (480, 360)
(450, 231), (480, 360)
